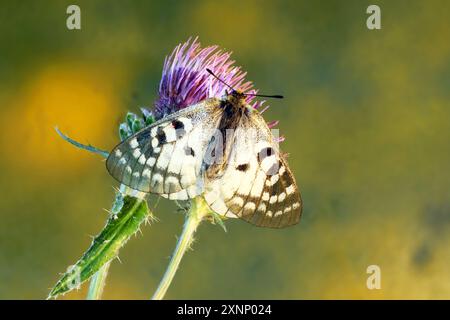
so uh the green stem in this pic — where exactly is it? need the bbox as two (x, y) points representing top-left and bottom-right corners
(86, 262), (111, 300)
(151, 197), (210, 300)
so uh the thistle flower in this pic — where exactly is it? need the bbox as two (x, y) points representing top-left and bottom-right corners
(153, 37), (267, 120)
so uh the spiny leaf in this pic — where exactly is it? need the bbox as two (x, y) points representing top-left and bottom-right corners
(48, 194), (150, 299)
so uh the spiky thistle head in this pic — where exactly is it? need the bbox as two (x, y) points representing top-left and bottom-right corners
(153, 37), (268, 120)
(122, 38), (282, 142)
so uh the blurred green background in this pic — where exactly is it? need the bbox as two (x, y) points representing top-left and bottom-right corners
(0, 0), (449, 299)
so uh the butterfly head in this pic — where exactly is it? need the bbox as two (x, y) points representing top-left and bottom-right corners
(226, 89), (247, 107)
(206, 68), (283, 113)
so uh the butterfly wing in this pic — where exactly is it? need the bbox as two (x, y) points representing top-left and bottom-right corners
(203, 109), (302, 228)
(106, 98), (222, 200)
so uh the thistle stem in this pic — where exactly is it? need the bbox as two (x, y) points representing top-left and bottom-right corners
(86, 262), (111, 300)
(151, 197), (210, 300)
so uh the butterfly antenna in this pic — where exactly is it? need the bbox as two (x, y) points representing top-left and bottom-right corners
(244, 93), (284, 99)
(206, 68), (236, 92)
(206, 68), (284, 99)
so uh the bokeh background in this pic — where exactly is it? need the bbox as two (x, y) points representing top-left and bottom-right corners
(0, 0), (449, 299)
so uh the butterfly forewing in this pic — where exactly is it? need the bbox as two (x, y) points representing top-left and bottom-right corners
(106, 98), (222, 198)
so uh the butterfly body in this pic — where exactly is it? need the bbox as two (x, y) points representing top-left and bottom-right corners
(204, 90), (252, 178)
(107, 92), (302, 228)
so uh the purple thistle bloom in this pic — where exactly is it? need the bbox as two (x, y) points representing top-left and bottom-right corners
(153, 37), (269, 121)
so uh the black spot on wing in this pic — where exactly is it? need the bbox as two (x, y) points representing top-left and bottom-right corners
(236, 163), (249, 172)
(172, 119), (184, 130)
(172, 120), (186, 138)
(258, 147), (274, 162)
(136, 129), (151, 145)
(156, 126), (167, 144)
(184, 146), (195, 157)
(144, 145), (154, 158)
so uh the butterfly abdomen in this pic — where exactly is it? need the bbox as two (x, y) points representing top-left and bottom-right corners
(203, 94), (248, 177)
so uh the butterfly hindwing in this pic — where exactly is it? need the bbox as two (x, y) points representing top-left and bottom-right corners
(106, 98), (222, 197)
(249, 156), (301, 228)
(202, 109), (302, 228)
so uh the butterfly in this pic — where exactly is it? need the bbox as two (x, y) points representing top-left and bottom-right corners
(106, 73), (302, 228)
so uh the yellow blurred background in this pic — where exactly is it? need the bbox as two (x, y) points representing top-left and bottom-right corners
(0, 0), (449, 299)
